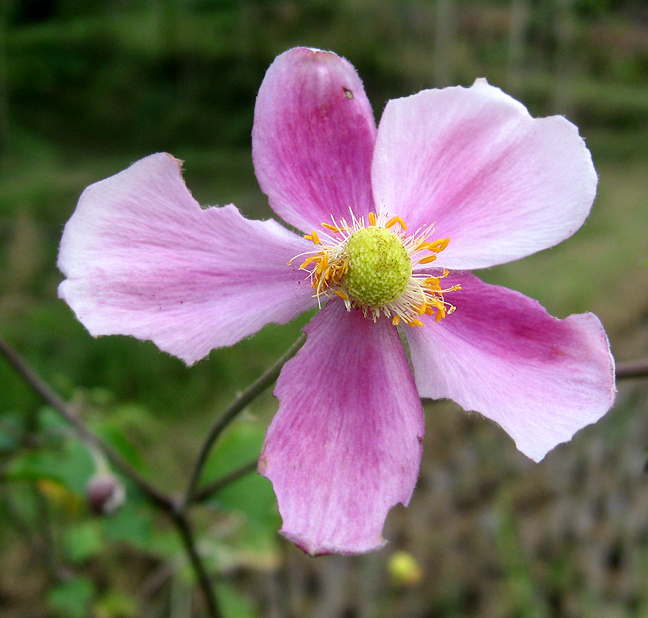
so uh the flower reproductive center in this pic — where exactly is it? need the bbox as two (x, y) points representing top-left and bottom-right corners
(295, 211), (461, 326)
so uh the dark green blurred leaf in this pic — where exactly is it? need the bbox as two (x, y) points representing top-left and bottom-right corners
(0, 412), (24, 452)
(102, 500), (153, 550)
(48, 577), (95, 618)
(217, 582), (257, 618)
(94, 422), (144, 471)
(7, 436), (93, 496)
(94, 589), (138, 618)
(63, 520), (104, 563)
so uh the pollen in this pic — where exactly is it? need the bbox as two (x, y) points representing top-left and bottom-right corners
(295, 211), (459, 326)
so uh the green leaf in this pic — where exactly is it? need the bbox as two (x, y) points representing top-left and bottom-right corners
(63, 520), (104, 563)
(94, 589), (138, 618)
(217, 582), (257, 618)
(7, 437), (94, 496)
(0, 412), (25, 452)
(102, 501), (153, 550)
(48, 577), (95, 618)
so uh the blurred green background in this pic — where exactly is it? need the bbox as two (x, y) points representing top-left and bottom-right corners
(1, 0), (648, 617)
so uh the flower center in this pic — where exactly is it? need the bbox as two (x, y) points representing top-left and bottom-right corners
(295, 212), (460, 326)
(344, 227), (412, 306)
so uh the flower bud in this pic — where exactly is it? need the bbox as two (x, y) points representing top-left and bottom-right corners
(86, 474), (125, 515)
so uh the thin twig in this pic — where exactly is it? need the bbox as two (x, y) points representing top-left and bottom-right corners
(0, 335), (174, 512)
(616, 359), (648, 380)
(194, 460), (258, 504)
(171, 510), (222, 618)
(184, 333), (306, 506)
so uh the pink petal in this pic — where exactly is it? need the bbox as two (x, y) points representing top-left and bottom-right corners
(372, 80), (597, 270)
(252, 47), (377, 233)
(404, 273), (615, 462)
(58, 153), (316, 365)
(259, 301), (424, 555)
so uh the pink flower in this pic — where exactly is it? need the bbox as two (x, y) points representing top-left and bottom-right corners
(58, 48), (616, 555)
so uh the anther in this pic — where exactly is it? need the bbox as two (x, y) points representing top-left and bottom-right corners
(427, 238), (450, 253)
(385, 216), (407, 231)
(300, 256), (317, 269)
(368, 212), (377, 226)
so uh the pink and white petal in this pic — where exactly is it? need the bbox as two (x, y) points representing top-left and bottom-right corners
(58, 153), (316, 366)
(259, 301), (424, 555)
(373, 80), (597, 270)
(404, 273), (615, 462)
(252, 47), (377, 233)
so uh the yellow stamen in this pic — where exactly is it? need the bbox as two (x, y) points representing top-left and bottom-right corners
(427, 238), (450, 253)
(304, 230), (320, 244)
(406, 318), (424, 327)
(315, 253), (328, 275)
(385, 216), (407, 231)
(299, 256), (318, 269)
(294, 214), (457, 327)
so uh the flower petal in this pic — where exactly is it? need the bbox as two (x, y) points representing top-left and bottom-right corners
(252, 47), (377, 233)
(373, 79), (597, 270)
(260, 301), (424, 555)
(58, 153), (316, 365)
(404, 273), (615, 462)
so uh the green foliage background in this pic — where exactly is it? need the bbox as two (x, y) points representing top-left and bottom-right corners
(1, 1), (648, 617)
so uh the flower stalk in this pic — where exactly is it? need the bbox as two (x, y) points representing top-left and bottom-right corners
(0, 332), (307, 617)
(183, 333), (306, 507)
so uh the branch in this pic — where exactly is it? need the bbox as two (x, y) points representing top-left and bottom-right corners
(184, 333), (306, 506)
(616, 358), (648, 380)
(616, 359), (648, 380)
(194, 460), (258, 504)
(0, 335), (174, 512)
(171, 509), (222, 618)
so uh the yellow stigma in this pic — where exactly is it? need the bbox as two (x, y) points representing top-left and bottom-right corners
(344, 227), (412, 306)
(293, 211), (459, 325)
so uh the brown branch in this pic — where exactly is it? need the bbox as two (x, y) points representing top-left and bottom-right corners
(194, 460), (258, 504)
(0, 334), (226, 615)
(171, 509), (222, 618)
(616, 359), (648, 380)
(0, 335), (174, 512)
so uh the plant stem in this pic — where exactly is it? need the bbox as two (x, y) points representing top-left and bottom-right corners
(0, 334), (225, 613)
(0, 335), (174, 512)
(194, 459), (258, 504)
(616, 359), (648, 380)
(171, 508), (222, 618)
(184, 333), (306, 506)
